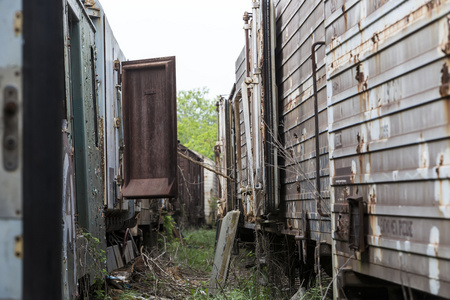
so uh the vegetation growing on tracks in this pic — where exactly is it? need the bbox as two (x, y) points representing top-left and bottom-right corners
(89, 218), (331, 299)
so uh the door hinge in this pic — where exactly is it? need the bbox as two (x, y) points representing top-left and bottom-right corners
(113, 59), (120, 71)
(114, 117), (121, 128)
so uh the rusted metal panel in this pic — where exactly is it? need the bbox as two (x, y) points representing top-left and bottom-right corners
(122, 56), (177, 198)
(177, 144), (205, 226)
(327, 0), (450, 298)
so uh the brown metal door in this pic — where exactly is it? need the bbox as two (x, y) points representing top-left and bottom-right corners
(121, 56), (177, 198)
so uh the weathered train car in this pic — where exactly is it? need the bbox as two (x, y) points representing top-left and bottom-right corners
(177, 144), (205, 227)
(218, 0), (450, 299)
(326, 0), (450, 298)
(177, 144), (218, 227)
(61, 1), (138, 296)
(0, 0), (178, 299)
(0, 1), (65, 299)
(63, 3), (179, 298)
(217, 0), (333, 282)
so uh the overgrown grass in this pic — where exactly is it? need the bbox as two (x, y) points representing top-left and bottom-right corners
(101, 219), (331, 300)
(167, 227), (216, 273)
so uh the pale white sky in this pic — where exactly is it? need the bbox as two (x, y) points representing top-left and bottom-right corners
(100, 0), (251, 99)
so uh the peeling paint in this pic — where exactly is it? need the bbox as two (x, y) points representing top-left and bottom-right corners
(417, 142), (430, 178)
(439, 63), (449, 97)
(427, 226), (440, 295)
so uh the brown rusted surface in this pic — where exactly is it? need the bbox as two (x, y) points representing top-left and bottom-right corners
(440, 62), (449, 97)
(177, 144), (205, 227)
(441, 16), (450, 55)
(121, 56), (177, 198)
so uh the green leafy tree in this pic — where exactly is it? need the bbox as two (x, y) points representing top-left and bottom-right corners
(177, 88), (217, 160)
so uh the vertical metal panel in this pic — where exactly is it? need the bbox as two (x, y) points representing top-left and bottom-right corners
(224, 98), (235, 212)
(22, 0), (64, 299)
(217, 99), (229, 217)
(101, 12), (126, 209)
(62, 4), (78, 298)
(0, 9), (22, 287)
(67, 1), (105, 240)
(122, 56), (177, 198)
(0, 8), (23, 299)
(263, 0), (279, 213)
(326, 0), (450, 298)
(275, 0), (331, 241)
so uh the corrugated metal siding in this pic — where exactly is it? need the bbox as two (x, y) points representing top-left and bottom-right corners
(276, 0), (331, 241)
(235, 47), (246, 89)
(326, 0), (450, 297)
(234, 48), (248, 190)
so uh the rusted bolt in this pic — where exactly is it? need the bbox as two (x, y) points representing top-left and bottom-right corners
(243, 11), (252, 22)
(113, 59), (120, 71)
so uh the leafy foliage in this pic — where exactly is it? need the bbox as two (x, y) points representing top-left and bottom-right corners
(177, 88), (217, 160)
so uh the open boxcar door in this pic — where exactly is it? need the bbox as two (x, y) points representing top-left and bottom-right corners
(121, 56), (177, 198)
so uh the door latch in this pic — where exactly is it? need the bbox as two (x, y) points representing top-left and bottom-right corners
(3, 86), (19, 171)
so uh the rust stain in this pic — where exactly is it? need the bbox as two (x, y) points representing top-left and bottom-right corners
(435, 154), (444, 177)
(441, 16), (450, 55)
(355, 64), (364, 82)
(355, 64), (368, 91)
(439, 63), (449, 97)
(355, 132), (364, 154)
(371, 32), (380, 52)
(14, 11), (22, 36)
(342, 4), (348, 30)
(369, 192), (376, 204)
(331, 0), (444, 71)
(287, 95), (299, 111)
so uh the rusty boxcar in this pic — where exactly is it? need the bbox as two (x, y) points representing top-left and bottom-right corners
(177, 144), (205, 227)
(217, 0), (450, 299)
(177, 144), (219, 228)
(0, 0), (178, 299)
